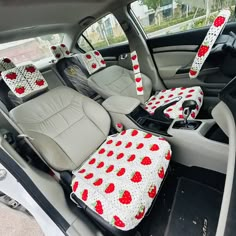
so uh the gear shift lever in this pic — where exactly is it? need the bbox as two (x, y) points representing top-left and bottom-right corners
(182, 100), (197, 124)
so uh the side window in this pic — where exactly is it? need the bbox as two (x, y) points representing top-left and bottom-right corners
(78, 14), (128, 51)
(130, 0), (235, 38)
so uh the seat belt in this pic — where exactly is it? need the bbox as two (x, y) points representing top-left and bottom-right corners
(130, 51), (145, 104)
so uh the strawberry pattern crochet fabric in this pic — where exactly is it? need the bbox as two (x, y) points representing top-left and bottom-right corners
(189, 9), (230, 79)
(2, 64), (48, 98)
(71, 129), (171, 231)
(144, 86), (203, 119)
(0, 58), (16, 77)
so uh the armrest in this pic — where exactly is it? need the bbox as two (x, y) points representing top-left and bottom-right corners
(102, 96), (140, 115)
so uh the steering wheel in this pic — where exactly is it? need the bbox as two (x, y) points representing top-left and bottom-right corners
(189, 9), (231, 79)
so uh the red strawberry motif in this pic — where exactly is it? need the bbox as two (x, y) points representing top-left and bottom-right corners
(26, 66), (36, 73)
(131, 130), (138, 136)
(106, 165), (114, 173)
(72, 181), (79, 192)
(137, 87), (143, 92)
(135, 206), (145, 220)
(136, 143), (144, 149)
(148, 185), (157, 198)
(82, 189), (88, 201)
(131, 171), (142, 183)
(86, 54), (91, 59)
(189, 89), (195, 93)
(141, 156), (152, 165)
(162, 89), (166, 93)
(133, 65), (139, 70)
(101, 59), (106, 65)
(94, 51), (100, 56)
(89, 158), (96, 165)
(151, 97), (156, 100)
(117, 123), (122, 128)
(179, 114), (184, 119)
(148, 102), (152, 105)
(165, 150), (172, 160)
(117, 168), (126, 176)
(92, 63), (97, 69)
(97, 162), (104, 168)
(200, 91), (203, 95)
(119, 190), (132, 204)
(127, 154), (136, 162)
(150, 144), (159, 151)
(165, 113), (170, 118)
(105, 183), (115, 193)
(106, 140), (113, 144)
(181, 87), (186, 90)
(115, 141), (122, 146)
(117, 153), (124, 160)
(113, 216), (125, 228)
(159, 137), (166, 141)
(189, 69), (197, 76)
(98, 148), (105, 154)
(191, 112), (196, 118)
(56, 53), (61, 58)
(78, 169), (86, 174)
(121, 130), (126, 135)
(84, 173), (93, 179)
(94, 200), (103, 215)
(107, 150), (114, 157)
(144, 133), (152, 138)
(36, 79), (45, 86)
(51, 46), (56, 50)
(15, 86), (25, 94)
(165, 100), (170, 103)
(131, 55), (137, 60)
(214, 16), (225, 27)
(61, 44), (66, 47)
(125, 142), (132, 148)
(135, 77), (142, 83)
(179, 107), (184, 111)
(167, 108), (173, 112)
(186, 94), (192, 98)
(3, 58), (11, 63)
(66, 50), (70, 55)
(198, 45), (209, 57)
(158, 167), (165, 179)
(93, 178), (103, 186)
(151, 106), (157, 109)
(159, 95), (164, 99)
(196, 105), (199, 111)
(6, 72), (17, 80)
(178, 92), (183, 95)
(168, 94), (174, 98)
(198, 97), (202, 103)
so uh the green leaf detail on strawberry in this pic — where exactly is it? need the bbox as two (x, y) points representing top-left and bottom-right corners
(131, 171), (142, 183)
(15, 86), (25, 94)
(119, 190), (132, 204)
(112, 215), (125, 228)
(105, 183), (115, 193)
(214, 16), (225, 27)
(148, 185), (157, 198)
(197, 45), (209, 57)
(135, 206), (145, 220)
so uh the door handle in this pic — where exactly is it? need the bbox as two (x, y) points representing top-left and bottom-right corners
(120, 54), (128, 60)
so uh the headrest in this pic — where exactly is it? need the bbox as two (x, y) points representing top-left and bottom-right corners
(81, 50), (106, 75)
(2, 64), (48, 99)
(0, 58), (16, 77)
(50, 44), (70, 60)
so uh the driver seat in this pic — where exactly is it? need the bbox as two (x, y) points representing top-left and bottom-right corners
(88, 65), (204, 119)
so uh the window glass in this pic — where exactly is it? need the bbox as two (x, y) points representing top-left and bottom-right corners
(131, 0), (235, 38)
(78, 14), (128, 51)
(0, 33), (64, 66)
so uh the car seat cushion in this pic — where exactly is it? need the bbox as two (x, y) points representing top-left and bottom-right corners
(71, 129), (171, 231)
(0, 58), (16, 77)
(144, 86), (204, 119)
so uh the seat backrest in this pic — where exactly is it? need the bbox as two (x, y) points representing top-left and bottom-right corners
(50, 44), (97, 98)
(9, 86), (111, 171)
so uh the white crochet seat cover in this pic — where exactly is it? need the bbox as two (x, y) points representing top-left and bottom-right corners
(144, 86), (204, 119)
(50, 44), (70, 60)
(71, 129), (171, 231)
(1, 64), (48, 98)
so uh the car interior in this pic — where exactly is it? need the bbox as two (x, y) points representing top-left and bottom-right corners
(0, 0), (236, 236)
